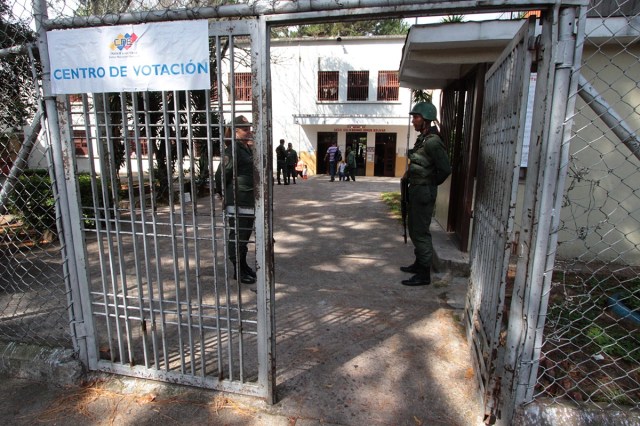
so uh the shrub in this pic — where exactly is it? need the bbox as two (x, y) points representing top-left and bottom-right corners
(9, 169), (56, 236)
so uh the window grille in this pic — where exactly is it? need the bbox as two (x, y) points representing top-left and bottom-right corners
(377, 70), (399, 101)
(73, 129), (88, 155)
(318, 71), (339, 101)
(347, 71), (369, 101)
(234, 72), (252, 101)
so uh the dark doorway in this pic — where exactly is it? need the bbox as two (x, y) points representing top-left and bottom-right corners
(440, 65), (486, 252)
(374, 133), (397, 177)
(346, 132), (367, 176)
(317, 132), (337, 175)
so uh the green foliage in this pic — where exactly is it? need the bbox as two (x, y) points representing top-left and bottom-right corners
(618, 279), (640, 311)
(77, 172), (104, 229)
(7, 170), (109, 234)
(0, 1), (39, 133)
(290, 19), (409, 38)
(412, 90), (433, 104)
(441, 15), (466, 23)
(547, 276), (640, 365)
(9, 170), (56, 236)
(586, 325), (640, 363)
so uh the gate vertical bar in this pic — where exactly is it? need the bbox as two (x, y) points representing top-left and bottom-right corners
(142, 91), (169, 370)
(255, 16), (276, 403)
(131, 93), (157, 368)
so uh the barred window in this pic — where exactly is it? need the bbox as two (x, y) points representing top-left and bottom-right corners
(73, 130), (89, 156)
(127, 131), (149, 157)
(318, 71), (339, 101)
(234, 72), (252, 101)
(377, 71), (399, 101)
(347, 71), (369, 101)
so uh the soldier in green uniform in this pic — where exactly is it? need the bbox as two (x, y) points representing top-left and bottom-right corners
(215, 115), (257, 284)
(401, 102), (451, 286)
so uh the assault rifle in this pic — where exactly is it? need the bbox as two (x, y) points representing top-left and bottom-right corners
(400, 176), (408, 244)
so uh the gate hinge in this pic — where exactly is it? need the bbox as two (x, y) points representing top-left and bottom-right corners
(555, 37), (575, 68)
(72, 320), (87, 339)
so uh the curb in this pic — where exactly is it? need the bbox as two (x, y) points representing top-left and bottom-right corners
(0, 340), (84, 386)
(516, 400), (640, 426)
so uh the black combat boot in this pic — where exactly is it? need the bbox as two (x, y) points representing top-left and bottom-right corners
(231, 260), (256, 284)
(401, 265), (431, 286)
(241, 255), (257, 279)
(400, 261), (419, 273)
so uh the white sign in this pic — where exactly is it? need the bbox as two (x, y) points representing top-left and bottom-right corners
(47, 20), (210, 94)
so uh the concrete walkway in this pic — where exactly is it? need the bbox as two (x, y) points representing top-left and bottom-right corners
(1, 175), (482, 426)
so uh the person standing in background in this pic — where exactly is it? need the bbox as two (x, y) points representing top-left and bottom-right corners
(275, 139), (286, 185)
(285, 142), (298, 185)
(295, 158), (305, 178)
(324, 141), (339, 182)
(338, 159), (347, 181)
(346, 146), (357, 181)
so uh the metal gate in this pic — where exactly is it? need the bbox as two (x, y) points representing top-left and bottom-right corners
(465, 18), (536, 421)
(466, 6), (586, 424)
(39, 18), (275, 401)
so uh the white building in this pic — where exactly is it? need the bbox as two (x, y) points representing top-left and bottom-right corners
(270, 35), (420, 178)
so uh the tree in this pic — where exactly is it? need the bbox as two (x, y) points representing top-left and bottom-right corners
(441, 15), (466, 23)
(0, 1), (41, 214)
(0, 0), (38, 135)
(287, 19), (409, 38)
(412, 90), (433, 104)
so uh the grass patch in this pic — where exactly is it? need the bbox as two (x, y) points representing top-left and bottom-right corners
(381, 191), (401, 219)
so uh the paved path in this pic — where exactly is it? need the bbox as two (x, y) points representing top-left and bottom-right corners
(1, 175), (483, 426)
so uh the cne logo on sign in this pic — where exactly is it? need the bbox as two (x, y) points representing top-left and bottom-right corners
(110, 33), (139, 51)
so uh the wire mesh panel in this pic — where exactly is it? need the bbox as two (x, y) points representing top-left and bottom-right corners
(535, 1), (640, 411)
(465, 18), (534, 419)
(0, 4), (73, 348)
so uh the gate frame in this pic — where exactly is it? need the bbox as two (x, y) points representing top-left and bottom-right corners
(464, 4), (587, 425)
(34, 5), (277, 401)
(465, 17), (537, 422)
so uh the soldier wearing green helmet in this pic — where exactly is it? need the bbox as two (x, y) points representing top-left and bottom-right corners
(215, 115), (257, 285)
(400, 101), (452, 286)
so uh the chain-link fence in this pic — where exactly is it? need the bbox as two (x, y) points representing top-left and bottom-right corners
(535, 1), (640, 412)
(1, 0), (72, 348)
(1, 0), (639, 417)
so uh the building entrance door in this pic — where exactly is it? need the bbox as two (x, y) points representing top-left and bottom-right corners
(317, 132), (337, 175)
(346, 132), (367, 176)
(375, 133), (397, 177)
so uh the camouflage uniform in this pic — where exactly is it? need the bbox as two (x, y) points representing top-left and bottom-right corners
(215, 140), (254, 270)
(407, 131), (451, 274)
